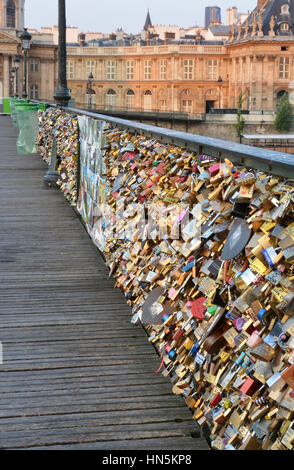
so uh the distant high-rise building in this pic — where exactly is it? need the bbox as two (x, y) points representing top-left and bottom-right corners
(205, 6), (221, 29)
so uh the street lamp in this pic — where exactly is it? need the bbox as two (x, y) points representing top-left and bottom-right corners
(44, 0), (71, 187)
(9, 67), (16, 97)
(14, 55), (20, 97)
(54, 0), (71, 106)
(218, 75), (223, 109)
(20, 28), (32, 98)
(86, 72), (95, 109)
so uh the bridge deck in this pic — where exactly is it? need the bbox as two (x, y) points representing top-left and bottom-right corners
(0, 116), (209, 450)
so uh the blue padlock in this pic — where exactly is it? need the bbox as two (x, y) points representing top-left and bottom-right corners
(168, 349), (177, 361)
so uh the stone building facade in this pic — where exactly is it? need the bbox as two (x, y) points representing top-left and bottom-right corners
(66, 0), (294, 116)
(0, 0), (293, 119)
(66, 42), (229, 116)
(0, 0), (56, 103)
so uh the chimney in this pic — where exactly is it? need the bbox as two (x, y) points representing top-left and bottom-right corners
(196, 29), (201, 44)
(232, 6), (238, 23)
(227, 8), (232, 25)
(79, 32), (85, 47)
(227, 7), (238, 25)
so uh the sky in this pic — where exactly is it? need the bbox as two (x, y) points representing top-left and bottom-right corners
(25, 0), (258, 34)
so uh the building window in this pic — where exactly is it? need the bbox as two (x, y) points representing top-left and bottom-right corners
(29, 85), (39, 100)
(182, 100), (192, 113)
(126, 89), (135, 109)
(183, 59), (193, 80)
(280, 22), (290, 31)
(6, 0), (15, 28)
(106, 61), (116, 80)
(277, 90), (288, 108)
(207, 60), (218, 80)
(160, 60), (166, 80)
(144, 60), (152, 80)
(279, 56), (290, 79)
(160, 99), (167, 111)
(30, 59), (39, 73)
(86, 93), (96, 107)
(181, 89), (192, 113)
(126, 61), (134, 80)
(86, 60), (96, 78)
(143, 90), (152, 110)
(66, 60), (75, 79)
(106, 89), (116, 107)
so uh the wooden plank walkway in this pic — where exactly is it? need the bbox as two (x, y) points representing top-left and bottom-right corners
(0, 116), (209, 450)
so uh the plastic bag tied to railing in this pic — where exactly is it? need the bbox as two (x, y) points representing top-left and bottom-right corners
(5, 98), (45, 155)
(37, 108), (294, 451)
(16, 104), (40, 155)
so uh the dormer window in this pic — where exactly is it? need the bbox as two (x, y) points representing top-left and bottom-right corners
(281, 4), (290, 14)
(280, 22), (290, 31)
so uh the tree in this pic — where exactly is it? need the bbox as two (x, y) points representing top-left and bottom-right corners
(275, 93), (293, 132)
(234, 91), (246, 142)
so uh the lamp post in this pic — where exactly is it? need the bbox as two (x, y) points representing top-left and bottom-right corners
(20, 28), (32, 98)
(218, 75), (223, 109)
(54, 0), (71, 106)
(14, 55), (20, 97)
(9, 67), (15, 97)
(44, 0), (71, 187)
(86, 72), (95, 109)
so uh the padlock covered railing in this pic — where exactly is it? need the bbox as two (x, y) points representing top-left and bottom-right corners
(33, 100), (294, 179)
(32, 103), (294, 451)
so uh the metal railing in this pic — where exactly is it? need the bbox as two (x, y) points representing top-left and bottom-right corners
(33, 100), (294, 179)
(73, 102), (205, 121)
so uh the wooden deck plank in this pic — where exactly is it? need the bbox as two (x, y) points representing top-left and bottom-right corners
(0, 117), (209, 450)
(22, 437), (206, 450)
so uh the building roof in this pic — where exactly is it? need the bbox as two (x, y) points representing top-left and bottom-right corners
(144, 9), (152, 31)
(232, 0), (294, 39)
(209, 24), (231, 36)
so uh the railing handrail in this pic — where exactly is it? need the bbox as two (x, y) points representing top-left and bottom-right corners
(33, 99), (294, 178)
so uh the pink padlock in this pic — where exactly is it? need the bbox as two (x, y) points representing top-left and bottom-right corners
(247, 330), (263, 349)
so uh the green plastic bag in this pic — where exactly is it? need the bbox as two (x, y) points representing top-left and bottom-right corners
(10, 98), (21, 126)
(11, 99), (28, 127)
(14, 102), (34, 128)
(16, 105), (40, 154)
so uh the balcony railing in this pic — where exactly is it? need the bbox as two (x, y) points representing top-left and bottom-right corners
(66, 43), (226, 56)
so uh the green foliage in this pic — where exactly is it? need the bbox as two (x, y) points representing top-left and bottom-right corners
(234, 92), (246, 138)
(275, 94), (293, 132)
